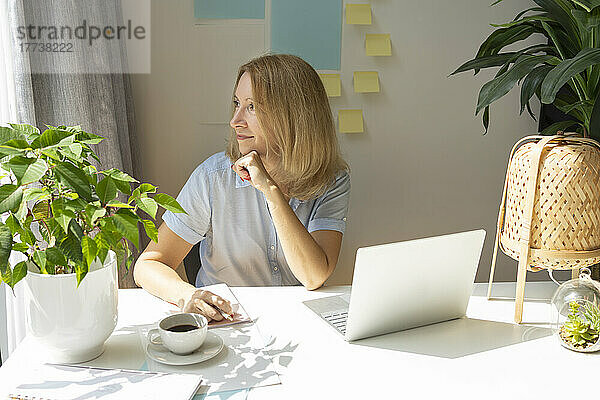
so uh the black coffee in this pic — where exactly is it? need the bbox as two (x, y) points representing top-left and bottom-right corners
(166, 324), (199, 333)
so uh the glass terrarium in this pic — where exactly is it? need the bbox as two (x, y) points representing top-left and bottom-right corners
(550, 268), (600, 353)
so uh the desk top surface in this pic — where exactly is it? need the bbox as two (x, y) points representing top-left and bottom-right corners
(1, 282), (597, 399)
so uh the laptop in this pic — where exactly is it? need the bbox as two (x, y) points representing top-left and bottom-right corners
(303, 229), (486, 341)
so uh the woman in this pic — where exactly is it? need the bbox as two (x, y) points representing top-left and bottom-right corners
(133, 54), (350, 322)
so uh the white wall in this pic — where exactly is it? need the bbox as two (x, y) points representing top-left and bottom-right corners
(131, 0), (572, 285)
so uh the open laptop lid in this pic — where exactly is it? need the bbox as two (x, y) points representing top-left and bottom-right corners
(345, 229), (486, 341)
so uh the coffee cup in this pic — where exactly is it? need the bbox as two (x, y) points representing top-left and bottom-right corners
(147, 313), (208, 355)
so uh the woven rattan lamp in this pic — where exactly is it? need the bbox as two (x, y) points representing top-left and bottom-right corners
(487, 133), (600, 323)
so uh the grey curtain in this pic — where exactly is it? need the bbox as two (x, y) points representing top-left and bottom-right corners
(9, 0), (143, 288)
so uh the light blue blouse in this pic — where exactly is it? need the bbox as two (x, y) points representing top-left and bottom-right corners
(162, 152), (351, 287)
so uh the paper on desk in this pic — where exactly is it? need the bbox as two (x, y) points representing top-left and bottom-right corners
(5, 363), (202, 400)
(138, 323), (280, 395)
(169, 283), (252, 328)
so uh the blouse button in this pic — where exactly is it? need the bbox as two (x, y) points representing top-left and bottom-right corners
(270, 245), (275, 250)
(273, 266), (278, 271)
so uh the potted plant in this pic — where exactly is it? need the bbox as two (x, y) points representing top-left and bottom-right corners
(451, 0), (600, 322)
(559, 301), (600, 351)
(450, 0), (600, 140)
(0, 123), (185, 363)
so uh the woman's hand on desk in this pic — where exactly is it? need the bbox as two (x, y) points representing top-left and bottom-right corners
(181, 289), (234, 322)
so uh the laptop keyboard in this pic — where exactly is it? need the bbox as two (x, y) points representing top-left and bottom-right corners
(321, 309), (348, 335)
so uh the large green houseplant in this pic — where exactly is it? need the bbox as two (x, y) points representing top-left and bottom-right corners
(451, 0), (600, 140)
(0, 123), (185, 290)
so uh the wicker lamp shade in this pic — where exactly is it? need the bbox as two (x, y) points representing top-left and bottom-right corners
(488, 133), (600, 323)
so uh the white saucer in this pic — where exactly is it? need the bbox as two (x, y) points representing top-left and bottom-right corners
(145, 331), (224, 366)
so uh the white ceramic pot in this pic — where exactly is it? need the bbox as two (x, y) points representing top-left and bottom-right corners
(23, 251), (118, 363)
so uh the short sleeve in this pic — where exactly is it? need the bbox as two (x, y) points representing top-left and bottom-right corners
(307, 171), (351, 234)
(162, 164), (212, 245)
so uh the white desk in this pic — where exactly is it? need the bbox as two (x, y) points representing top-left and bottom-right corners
(0, 282), (597, 399)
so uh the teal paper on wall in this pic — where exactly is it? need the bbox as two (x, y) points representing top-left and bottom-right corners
(194, 0), (265, 19)
(270, 0), (342, 71)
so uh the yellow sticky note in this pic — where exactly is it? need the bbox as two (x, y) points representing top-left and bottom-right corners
(346, 4), (372, 25)
(354, 71), (380, 93)
(366, 34), (391, 56)
(319, 73), (341, 97)
(338, 109), (364, 133)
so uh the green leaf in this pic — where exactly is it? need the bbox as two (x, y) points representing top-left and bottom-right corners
(532, 0), (580, 50)
(154, 193), (186, 214)
(33, 250), (48, 274)
(1, 139), (30, 150)
(54, 161), (93, 201)
(11, 261), (27, 287)
(450, 53), (519, 76)
(54, 214), (73, 234)
(94, 231), (111, 264)
(589, 90), (600, 140)
(102, 169), (138, 183)
(0, 185), (23, 214)
(58, 233), (83, 262)
(85, 204), (106, 225)
(142, 219), (158, 242)
(541, 48), (600, 103)
(69, 143), (82, 157)
(5, 214), (21, 235)
(9, 123), (39, 136)
(112, 210), (140, 249)
(111, 179), (132, 195)
(520, 64), (553, 114)
(539, 120), (580, 135)
(572, 9), (600, 31)
(106, 202), (134, 209)
(0, 224), (13, 274)
(81, 236), (98, 266)
(45, 247), (66, 268)
(0, 126), (26, 145)
(7, 157), (48, 185)
(11, 243), (29, 253)
(1, 267), (12, 289)
(32, 200), (52, 220)
(476, 54), (556, 114)
(482, 106), (490, 135)
(475, 24), (536, 61)
(490, 14), (554, 28)
(136, 183), (157, 195)
(30, 129), (74, 149)
(41, 148), (60, 161)
(76, 130), (104, 145)
(75, 263), (88, 287)
(136, 196), (158, 219)
(96, 176), (118, 204)
(23, 187), (51, 203)
(571, 0), (600, 13)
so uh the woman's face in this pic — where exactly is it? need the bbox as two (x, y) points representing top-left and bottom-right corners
(230, 72), (267, 158)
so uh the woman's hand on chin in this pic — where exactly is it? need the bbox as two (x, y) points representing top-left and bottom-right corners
(233, 151), (279, 195)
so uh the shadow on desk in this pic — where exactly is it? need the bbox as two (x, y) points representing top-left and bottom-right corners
(353, 317), (552, 359)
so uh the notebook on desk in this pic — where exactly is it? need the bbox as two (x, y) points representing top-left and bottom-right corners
(5, 363), (202, 400)
(304, 229), (486, 341)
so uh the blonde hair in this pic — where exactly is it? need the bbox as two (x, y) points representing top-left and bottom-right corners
(226, 54), (348, 201)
